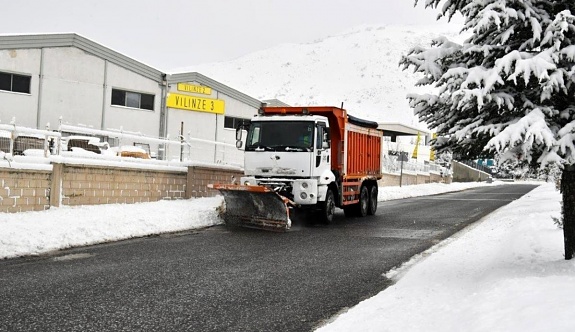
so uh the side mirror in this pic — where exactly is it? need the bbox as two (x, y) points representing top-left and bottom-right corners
(236, 140), (243, 149)
(235, 127), (243, 141)
(322, 132), (330, 149)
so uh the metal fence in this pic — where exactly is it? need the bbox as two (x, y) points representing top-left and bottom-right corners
(381, 154), (448, 175)
(0, 120), (242, 167)
(1, 120), (447, 174)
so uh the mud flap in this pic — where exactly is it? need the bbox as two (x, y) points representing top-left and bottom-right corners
(208, 184), (292, 232)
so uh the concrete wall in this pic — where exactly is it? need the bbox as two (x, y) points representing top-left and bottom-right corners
(378, 172), (451, 187)
(0, 164), (243, 213)
(451, 161), (491, 182)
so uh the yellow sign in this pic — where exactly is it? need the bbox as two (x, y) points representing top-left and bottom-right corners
(430, 133), (437, 161)
(412, 131), (421, 159)
(167, 93), (225, 114)
(177, 83), (212, 95)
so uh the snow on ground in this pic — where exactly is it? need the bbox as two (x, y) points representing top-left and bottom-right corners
(316, 182), (575, 332)
(1, 180), (571, 330)
(0, 197), (224, 259)
(0, 181), (499, 260)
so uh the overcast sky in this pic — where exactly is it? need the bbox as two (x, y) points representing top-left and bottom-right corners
(0, 0), (457, 70)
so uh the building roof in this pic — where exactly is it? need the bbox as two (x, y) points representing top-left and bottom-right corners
(378, 122), (429, 137)
(0, 33), (164, 82)
(167, 72), (262, 109)
(262, 99), (291, 107)
(0, 33), (263, 109)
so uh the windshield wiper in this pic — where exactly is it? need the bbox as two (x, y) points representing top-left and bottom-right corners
(284, 147), (306, 152)
(250, 145), (273, 151)
(267, 145), (310, 152)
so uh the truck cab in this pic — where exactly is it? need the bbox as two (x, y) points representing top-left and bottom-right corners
(239, 114), (335, 206)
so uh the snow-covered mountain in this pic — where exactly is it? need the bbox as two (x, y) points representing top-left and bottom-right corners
(173, 23), (464, 126)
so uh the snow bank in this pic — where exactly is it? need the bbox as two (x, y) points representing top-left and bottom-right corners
(317, 183), (575, 332)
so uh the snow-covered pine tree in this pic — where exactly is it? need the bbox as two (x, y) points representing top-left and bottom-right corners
(400, 0), (575, 259)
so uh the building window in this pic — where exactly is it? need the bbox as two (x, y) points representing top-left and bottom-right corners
(224, 116), (248, 129)
(111, 88), (155, 110)
(0, 71), (31, 94)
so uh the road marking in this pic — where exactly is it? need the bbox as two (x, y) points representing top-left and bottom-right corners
(366, 228), (444, 239)
(415, 197), (515, 201)
(465, 192), (524, 195)
(52, 253), (94, 261)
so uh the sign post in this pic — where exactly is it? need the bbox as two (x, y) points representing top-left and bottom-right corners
(398, 152), (408, 187)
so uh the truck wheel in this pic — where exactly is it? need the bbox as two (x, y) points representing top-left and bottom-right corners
(358, 185), (369, 217)
(320, 189), (335, 224)
(368, 185), (378, 215)
(343, 186), (369, 218)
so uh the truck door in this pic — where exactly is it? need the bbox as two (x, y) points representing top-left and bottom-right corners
(314, 122), (331, 176)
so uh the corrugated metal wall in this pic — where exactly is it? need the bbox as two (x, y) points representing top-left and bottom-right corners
(345, 128), (382, 177)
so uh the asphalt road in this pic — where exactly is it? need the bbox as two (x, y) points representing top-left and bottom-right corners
(0, 184), (537, 332)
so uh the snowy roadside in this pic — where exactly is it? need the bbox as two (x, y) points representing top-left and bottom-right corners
(0, 180), (520, 260)
(316, 182), (575, 332)
(3, 180), (569, 330)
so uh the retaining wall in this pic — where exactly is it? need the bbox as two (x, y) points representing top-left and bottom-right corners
(378, 172), (451, 187)
(451, 161), (491, 182)
(0, 169), (51, 213)
(0, 163), (243, 213)
(1, 163), (450, 213)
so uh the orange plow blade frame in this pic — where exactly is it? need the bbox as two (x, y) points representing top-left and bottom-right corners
(208, 184), (292, 232)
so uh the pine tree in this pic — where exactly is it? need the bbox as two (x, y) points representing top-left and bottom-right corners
(401, 0), (575, 259)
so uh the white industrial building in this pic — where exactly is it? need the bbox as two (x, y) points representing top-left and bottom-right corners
(0, 33), (261, 163)
(1, 33), (438, 168)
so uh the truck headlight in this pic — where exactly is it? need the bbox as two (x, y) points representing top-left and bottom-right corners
(301, 182), (308, 189)
(300, 192), (308, 200)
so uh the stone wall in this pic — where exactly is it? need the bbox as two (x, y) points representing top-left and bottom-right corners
(186, 166), (243, 198)
(0, 163), (243, 213)
(58, 164), (187, 206)
(1, 163), (450, 214)
(0, 169), (51, 212)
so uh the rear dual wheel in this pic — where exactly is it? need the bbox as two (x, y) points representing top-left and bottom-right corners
(343, 184), (378, 218)
(343, 185), (368, 217)
(368, 185), (378, 215)
(358, 185), (369, 217)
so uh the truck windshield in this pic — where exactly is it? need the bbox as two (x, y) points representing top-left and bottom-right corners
(245, 121), (314, 152)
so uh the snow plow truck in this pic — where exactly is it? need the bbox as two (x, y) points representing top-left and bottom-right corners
(209, 106), (383, 231)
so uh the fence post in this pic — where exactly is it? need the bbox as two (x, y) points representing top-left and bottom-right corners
(50, 162), (63, 207)
(185, 166), (195, 199)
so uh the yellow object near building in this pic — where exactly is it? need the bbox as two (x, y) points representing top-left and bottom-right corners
(167, 93), (225, 114)
(430, 133), (437, 161)
(177, 83), (212, 95)
(412, 131), (421, 159)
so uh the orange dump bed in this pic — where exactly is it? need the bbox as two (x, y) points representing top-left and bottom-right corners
(345, 126), (382, 178)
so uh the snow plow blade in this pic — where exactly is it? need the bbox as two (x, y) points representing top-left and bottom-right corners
(208, 184), (291, 232)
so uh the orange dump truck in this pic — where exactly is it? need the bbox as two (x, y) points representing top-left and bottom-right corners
(209, 106), (383, 231)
